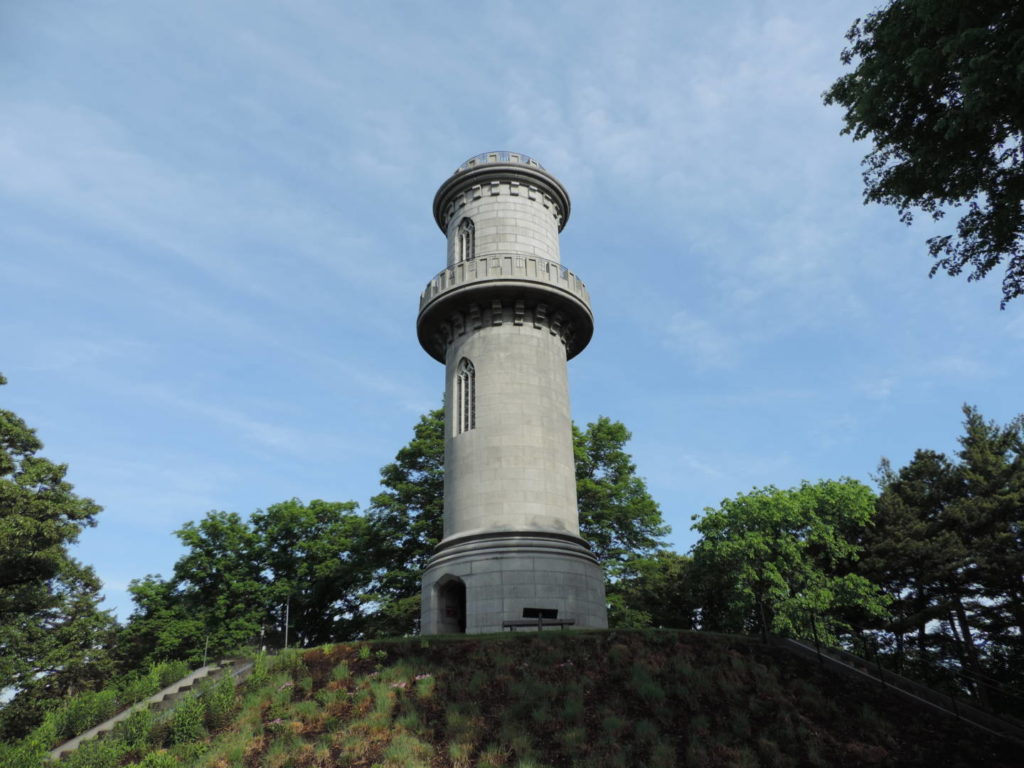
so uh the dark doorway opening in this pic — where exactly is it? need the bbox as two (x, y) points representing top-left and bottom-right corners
(437, 578), (467, 634)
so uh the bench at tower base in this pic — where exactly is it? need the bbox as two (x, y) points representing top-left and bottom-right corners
(502, 607), (576, 631)
(502, 619), (577, 631)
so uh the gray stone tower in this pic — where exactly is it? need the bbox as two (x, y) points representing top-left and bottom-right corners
(418, 151), (608, 634)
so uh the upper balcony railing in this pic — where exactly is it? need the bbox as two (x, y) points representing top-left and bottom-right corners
(419, 254), (590, 313)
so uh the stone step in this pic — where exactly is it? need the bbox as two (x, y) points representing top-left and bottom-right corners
(47, 660), (247, 761)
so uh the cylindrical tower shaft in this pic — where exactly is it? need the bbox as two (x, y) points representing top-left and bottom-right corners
(418, 151), (607, 635)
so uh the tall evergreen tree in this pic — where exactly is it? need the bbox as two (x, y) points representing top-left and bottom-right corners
(860, 451), (970, 678)
(863, 406), (1024, 708)
(0, 374), (116, 738)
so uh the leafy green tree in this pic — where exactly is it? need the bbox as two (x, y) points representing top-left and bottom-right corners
(118, 574), (205, 667)
(607, 550), (698, 630)
(171, 511), (266, 657)
(824, 0), (1024, 306)
(251, 498), (371, 645)
(574, 417), (670, 578)
(692, 479), (889, 642)
(1, 560), (119, 740)
(361, 409), (445, 638)
(121, 499), (369, 665)
(0, 374), (101, 605)
(0, 374), (116, 738)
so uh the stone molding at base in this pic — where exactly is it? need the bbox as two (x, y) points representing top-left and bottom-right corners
(419, 533), (608, 635)
(426, 529), (600, 571)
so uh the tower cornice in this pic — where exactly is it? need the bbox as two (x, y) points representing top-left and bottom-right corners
(433, 159), (571, 233)
(416, 254), (594, 362)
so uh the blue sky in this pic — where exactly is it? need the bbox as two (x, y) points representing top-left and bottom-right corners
(3, 1), (1021, 621)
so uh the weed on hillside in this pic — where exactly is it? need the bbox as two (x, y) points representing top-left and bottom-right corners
(8, 630), (1019, 767)
(195, 630), (1017, 767)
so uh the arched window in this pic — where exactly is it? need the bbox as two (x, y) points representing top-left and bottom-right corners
(457, 218), (475, 262)
(455, 358), (475, 434)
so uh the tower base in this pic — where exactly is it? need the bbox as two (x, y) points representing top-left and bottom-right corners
(420, 531), (608, 635)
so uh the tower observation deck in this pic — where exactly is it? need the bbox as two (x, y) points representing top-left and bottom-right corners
(418, 152), (608, 634)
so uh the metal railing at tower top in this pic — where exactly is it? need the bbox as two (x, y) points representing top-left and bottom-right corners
(419, 254), (590, 312)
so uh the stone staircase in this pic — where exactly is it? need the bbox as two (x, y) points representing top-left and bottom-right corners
(773, 637), (1024, 747)
(47, 657), (253, 762)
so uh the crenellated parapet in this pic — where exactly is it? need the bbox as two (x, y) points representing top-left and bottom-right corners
(419, 254), (590, 310)
(433, 154), (571, 234)
(417, 254), (594, 362)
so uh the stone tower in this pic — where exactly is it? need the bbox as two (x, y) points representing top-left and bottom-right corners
(418, 151), (608, 634)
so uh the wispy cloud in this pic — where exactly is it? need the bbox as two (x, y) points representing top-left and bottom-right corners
(664, 310), (739, 369)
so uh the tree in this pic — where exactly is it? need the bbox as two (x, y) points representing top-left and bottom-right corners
(362, 409), (446, 638)
(251, 499), (371, 645)
(608, 550), (698, 630)
(862, 406), (1024, 705)
(0, 374), (102, 604)
(859, 451), (970, 679)
(955, 406), (1024, 641)
(574, 417), (670, 577)
(0, 374), (116, 738)
(120, 498), (370, 666)
(824, 1), (1024, 306)
(691, 479), (889, 643)
(118, 574), (205, 667)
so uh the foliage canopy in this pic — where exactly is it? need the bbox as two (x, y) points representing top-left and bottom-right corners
(0, 374), (116, 739)
(692, 479), (889, 642)
(824, 0), (1024, 306)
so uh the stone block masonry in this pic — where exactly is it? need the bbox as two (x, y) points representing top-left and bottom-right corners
(418, 152), (607, 635)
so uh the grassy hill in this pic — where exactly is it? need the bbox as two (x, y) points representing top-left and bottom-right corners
(46, 629), (1024, 767)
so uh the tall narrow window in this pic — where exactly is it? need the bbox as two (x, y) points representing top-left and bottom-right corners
(457, 218), (475, 262)
(455, 358), (475, 434)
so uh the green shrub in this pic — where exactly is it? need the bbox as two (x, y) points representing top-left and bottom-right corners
(170, 741), (207, 764)
(135, 749), (178, 768)
(116, 672), (154, 706)
(272, 649), (305, 675)
(62, 737), (129, 768)
(0, 741), (46, 768)
(58, 690), (119, 742)
(114, 708), (153, 749)
(203, 675), (236, 732)
(22, 711), (58, 756)
(331, 661), (350, 682)
(247, 653), (269, 688)
(170, 695), (206, 745)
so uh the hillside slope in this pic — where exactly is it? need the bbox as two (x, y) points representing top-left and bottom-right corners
(56, 630), (1024, 767)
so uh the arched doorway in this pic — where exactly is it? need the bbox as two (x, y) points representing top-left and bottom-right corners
(437, 577), (466, 634)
